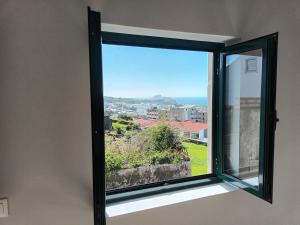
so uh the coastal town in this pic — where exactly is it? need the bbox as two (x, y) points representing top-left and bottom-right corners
(104, 95), (209, 190)
(104, 95), (208, 143)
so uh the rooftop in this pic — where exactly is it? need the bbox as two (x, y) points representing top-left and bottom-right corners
(134, 118), (208, 133)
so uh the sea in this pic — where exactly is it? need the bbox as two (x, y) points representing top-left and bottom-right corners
(172, 97), (208, 106)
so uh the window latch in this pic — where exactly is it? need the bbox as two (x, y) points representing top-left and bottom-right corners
(271, 110), (279, 130)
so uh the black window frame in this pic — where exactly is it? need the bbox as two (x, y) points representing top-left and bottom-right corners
(102, 32), (223, 200)
(217, 34), (278, 203)
(88, 8), (278, 225)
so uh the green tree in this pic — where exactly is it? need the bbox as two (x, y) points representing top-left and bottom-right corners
(148, 124), (182, 152)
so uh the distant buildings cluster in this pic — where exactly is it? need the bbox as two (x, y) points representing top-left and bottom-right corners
(146, 106), (207, 123)
(104, 97), (209, 143)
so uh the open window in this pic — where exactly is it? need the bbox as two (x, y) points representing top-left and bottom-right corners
(88, 8), (278, 225)
(217, 35), (278, 202)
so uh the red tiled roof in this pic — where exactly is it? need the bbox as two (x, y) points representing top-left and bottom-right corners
(134, 118), (207, 133)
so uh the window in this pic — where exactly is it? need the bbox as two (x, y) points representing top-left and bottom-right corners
(88, 8), (278, 225)
(103, 44), (212, 192)
(217, 36), (278, 202)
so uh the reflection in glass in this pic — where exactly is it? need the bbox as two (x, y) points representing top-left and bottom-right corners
(223, 49), (263, 188)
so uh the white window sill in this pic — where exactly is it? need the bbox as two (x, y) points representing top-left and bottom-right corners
(106, 182), (237, 217)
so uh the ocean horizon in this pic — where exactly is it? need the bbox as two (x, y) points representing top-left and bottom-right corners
(104, 95), (208, 106)
(172, 97), (208, 106)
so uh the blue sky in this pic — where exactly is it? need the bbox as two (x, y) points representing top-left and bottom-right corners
(102, 44), (208, 98)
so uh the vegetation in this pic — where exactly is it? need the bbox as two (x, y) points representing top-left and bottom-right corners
(117, 114), (133, 121)
(111, 118), (140, 133)
(106, 117), (208, 177)
(148, 125), (183, 152)
(112, 123), (127, 129)
(111, 118), (132, 125)
(105, 123), (189, 174)
(182, 141), (208, 176)
(105, 150), (124, 174)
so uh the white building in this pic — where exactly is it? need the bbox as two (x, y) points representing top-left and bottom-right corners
(146, 107), (159, 119)
(169, 106), (207, 122)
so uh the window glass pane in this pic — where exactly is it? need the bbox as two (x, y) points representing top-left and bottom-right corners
(102, 44), (211, 191)
(223, 49), (262, 188)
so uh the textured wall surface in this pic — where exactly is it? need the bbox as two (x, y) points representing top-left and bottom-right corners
(106, 162), (191, 190)
(1, 1), (300, 225)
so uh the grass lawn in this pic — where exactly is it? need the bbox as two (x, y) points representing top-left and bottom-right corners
(112, 122), (128, 129)
(182, 141), (208, 176)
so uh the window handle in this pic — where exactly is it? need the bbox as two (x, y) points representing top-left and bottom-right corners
(272, 110), (279, 130)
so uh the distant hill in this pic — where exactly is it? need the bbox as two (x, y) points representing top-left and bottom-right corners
(104, 96), (177, 105)
(152, 94), (164, 99)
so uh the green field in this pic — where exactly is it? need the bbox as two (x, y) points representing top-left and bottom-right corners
(112, 123), (128, 129)
(182, 141), (208, 176)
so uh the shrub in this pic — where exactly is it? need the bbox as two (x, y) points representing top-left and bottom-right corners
(125, 124), (141, 131)
(118, 120), (130, 125)
(118, 114), (133, 121)
(147, 150), (173, 164)
(104, 124), (189, 172)
(127, 156), (144, 168)
(115, 127), (124, 135)
(132, 124), (140, 130)
(148, 124), (183, 152)
(146, 149), (188, 165)
(111, 118), (132, 125)
(105, 151), (124, 174)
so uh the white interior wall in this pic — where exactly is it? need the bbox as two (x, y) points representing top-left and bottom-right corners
(1, 0), (300, 225)
(99, 0), (235, 36)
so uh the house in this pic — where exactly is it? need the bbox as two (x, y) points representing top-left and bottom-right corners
(134, 118), (208, 143)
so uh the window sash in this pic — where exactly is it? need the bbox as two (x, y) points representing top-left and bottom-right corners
(217, 34), (278, 203)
